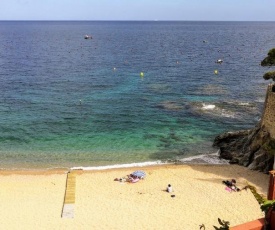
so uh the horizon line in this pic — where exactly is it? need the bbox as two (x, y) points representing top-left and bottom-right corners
(0, 19), (275, 22)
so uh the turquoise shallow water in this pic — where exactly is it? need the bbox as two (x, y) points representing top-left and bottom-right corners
(0, 21), (274, 169)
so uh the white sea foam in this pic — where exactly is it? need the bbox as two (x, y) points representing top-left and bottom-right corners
(70, 161), (166, 171)
(70, 154), (228, 171)
(178, 152), (229, 165)
(202, 103), (215, 110)
(221, 109), (236, 118)
(256, 98), (265, 103)
(0, 155), (228, 171)
(238, 102), (250, 106)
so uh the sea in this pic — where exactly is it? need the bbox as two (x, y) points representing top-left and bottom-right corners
(0, 21), (275, 170)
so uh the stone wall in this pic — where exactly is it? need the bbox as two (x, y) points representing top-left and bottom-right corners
(261, 83), (275, 138)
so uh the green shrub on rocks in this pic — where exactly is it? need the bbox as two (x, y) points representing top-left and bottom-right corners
(263, 71), (275, 81)
(245, 184), (266, 204)
(268, 48), (275, 58)
(261, 48), (275, 66)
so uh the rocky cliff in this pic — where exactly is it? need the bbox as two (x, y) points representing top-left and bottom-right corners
(213, 84), (275, 173)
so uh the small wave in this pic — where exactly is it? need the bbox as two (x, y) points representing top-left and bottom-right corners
(232, 101), (257, 108)
(221, 109), (236, 118)
(202, 103), (215, 110)
(256, 98), (265, 103)
(189, 102), (237, 118)
(71, 161), (166, 171)
(238, 102), (250, 106)
(178, 152), (229, 165)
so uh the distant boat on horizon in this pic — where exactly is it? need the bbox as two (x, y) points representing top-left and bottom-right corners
(84, 35), (92, 39)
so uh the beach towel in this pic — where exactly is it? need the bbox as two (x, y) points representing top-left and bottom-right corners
(131, 178), (140, 183)
(225, 187), (232, 192)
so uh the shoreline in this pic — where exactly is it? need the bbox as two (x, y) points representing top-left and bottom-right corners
(0, 164), (269, 229)
(0, 151), (228, 171)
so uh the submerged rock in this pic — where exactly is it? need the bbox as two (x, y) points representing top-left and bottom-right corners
(157, 101), (183, 111)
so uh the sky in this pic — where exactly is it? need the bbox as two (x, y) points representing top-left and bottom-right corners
(1, 0), (275, 21)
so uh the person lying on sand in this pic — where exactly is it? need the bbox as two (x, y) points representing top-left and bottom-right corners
(223, 179), (240, 192)
(127, 175), (140, 183)
(114, 177), (127, 182)
(114, 175), (140, 183)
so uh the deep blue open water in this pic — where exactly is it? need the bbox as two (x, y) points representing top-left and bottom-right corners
(0, 21), (275, 169)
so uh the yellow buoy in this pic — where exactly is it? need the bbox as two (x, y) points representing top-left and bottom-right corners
(140, 72), (144, 77)
(214, 70), (218, 75)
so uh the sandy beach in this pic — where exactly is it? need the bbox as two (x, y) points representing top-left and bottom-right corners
(0, 164), (270, 230)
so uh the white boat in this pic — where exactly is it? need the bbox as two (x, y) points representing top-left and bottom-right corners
(216, 59), (223, 64)
(84, 35), (92, 39)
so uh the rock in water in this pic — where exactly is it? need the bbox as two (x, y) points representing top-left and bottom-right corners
(261, 48), (275, 66)
(213, 84), (275, 173)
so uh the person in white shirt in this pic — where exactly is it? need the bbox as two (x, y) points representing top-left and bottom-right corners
(167, 184), (173, 193)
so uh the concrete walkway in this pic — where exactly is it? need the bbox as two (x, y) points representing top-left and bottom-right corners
(61, 171), (76, 218)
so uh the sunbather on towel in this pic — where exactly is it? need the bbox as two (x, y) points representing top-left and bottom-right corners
(223, 179), (240, 192)
(128, 175), (140, 183)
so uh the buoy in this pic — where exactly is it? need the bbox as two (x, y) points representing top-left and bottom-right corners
(113, 67), (116, 71)
(140, 72), (144, 77)
(214, 70), (218, 75)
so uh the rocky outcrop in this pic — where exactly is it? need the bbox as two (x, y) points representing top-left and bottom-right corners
(213, 123), (274, 173)
(261, 48), (275, 66)
(216, 49), (275, 173)
(213, 84), (275, 173)
(263, 71), (275, 82)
